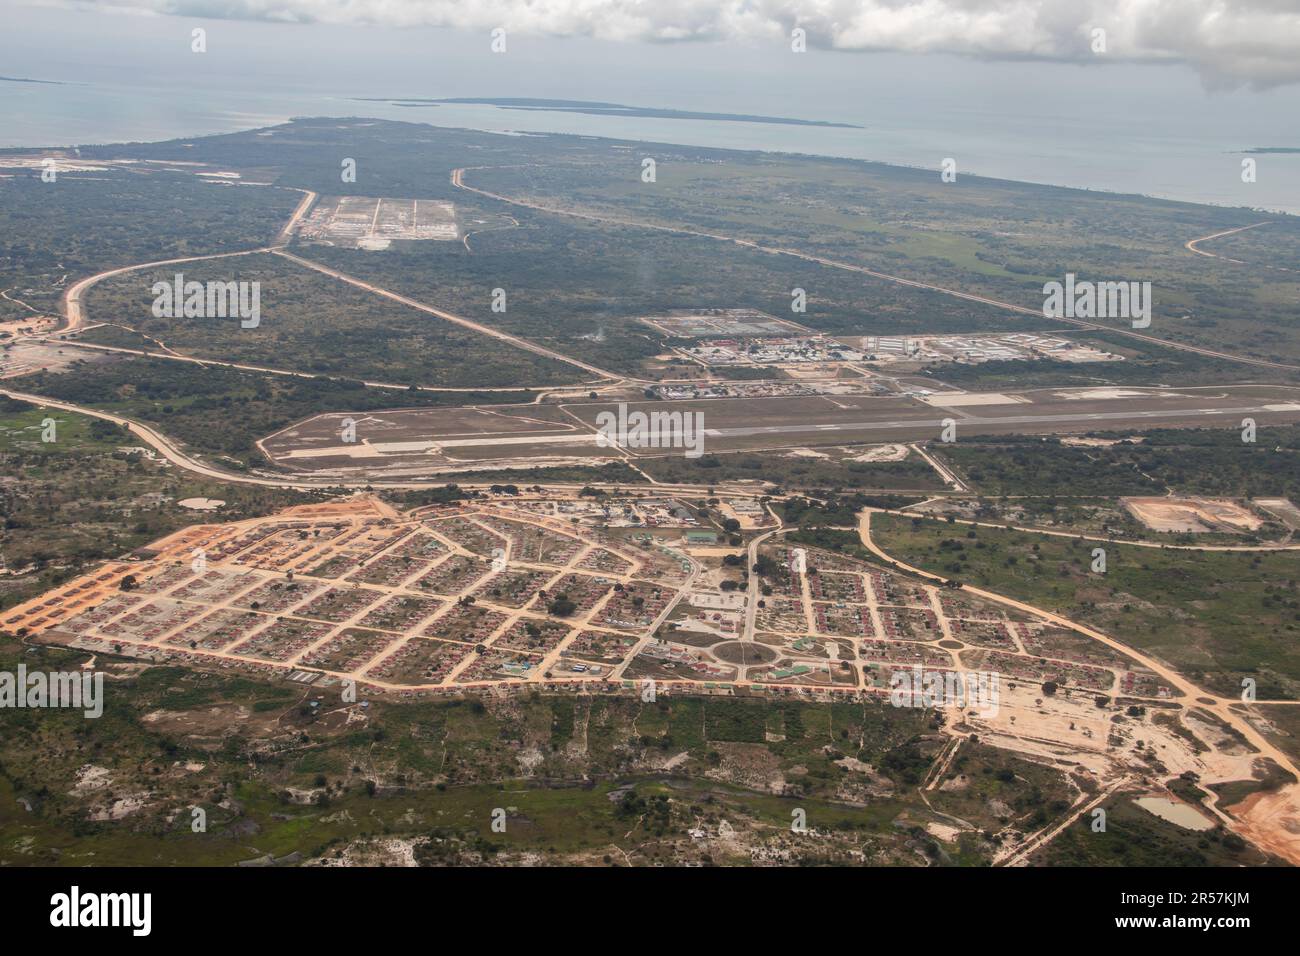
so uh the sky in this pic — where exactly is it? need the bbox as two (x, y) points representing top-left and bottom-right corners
(4, 1), (1299, 115)
(14, 0), (1300, 91)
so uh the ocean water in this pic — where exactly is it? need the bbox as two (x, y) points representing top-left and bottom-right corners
(2, 78), (1298, 215)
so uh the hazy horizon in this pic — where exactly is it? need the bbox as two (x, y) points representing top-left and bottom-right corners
(4, 3), (1300, 212)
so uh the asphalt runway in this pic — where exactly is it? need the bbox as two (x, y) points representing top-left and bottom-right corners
(258, 384), (1300, 478)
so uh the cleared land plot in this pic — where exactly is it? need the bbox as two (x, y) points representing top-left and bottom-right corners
(298, 196), (458, 247)
(366, 636), (473, 684)
(230, 618), (335, 662)
(232, 579), (326, 614)
(1256, 498), (1300, 530)
(299, 627), (400, 672)
(413, 555), (496, 595)
(295, 587), (387, 624)
(560, 629), (641, 664)
(490, 618), (571, 654)
(1124, 497), (1263, 534)
(471, 568), (555, 608)
(356, 594), (445, 632)
(164, 609), (266, 650)
(421, 603), (508, 644)
(638, 309), (808, 337)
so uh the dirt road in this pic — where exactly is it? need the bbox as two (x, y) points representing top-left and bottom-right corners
(453, 168), (1300, 373)
(272, 248), (624, 382)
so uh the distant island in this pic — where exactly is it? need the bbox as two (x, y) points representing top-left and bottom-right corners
(0, 75), (64, 85)
(1243, 147), (1300, 154)
(352, 96), (860, 129)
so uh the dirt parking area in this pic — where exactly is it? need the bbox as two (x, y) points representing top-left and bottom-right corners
(1123, 496), (1263, 533)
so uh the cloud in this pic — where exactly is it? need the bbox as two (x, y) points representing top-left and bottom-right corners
(61, 0), (1300, 89)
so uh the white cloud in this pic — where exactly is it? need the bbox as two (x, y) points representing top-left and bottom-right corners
(60, 0), (1300, 89)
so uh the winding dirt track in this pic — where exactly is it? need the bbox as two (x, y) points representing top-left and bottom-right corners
(1185, 220), (1298, 275)
(62, 246), (274, 334)
(1184, 221), (1274, 262)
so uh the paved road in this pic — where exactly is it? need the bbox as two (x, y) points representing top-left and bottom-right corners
(705, 400), (1300, 439)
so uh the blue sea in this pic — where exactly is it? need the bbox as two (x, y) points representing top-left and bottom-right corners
(2, 78), (1298, 215)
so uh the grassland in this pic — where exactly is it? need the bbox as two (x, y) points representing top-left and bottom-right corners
(933, 424), (1300, 499)
(67, 116), (1280, 382)
(872, 513), (1300, 699)
(467, 141), (1300, 376)
(1030, 797), (1271, 866)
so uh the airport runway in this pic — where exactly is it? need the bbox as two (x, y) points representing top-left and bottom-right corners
(260, 384), (1300, 477)
(709, 401), (1300, 439)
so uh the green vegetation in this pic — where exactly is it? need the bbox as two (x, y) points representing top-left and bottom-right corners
(0, 168), (299, 323)
(466, 137), (1300, 377)
(781, 493), (922, 527)
(10, 355), (533, 466)
(0, 635), (1069, 865)
(0, 399), (314, 610)
(81, 253), (578, 388)
(1255, 704), (1300, 766)
(923, 331), (1264, 389)
(786, 527), (877, 563)
(927, 741), (1076, 835)
(935, 425), (1300, 498)
(872, 513), (1300, 699)
(1034, 798), (1270, 866)
(81, 116), (1281, 383)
